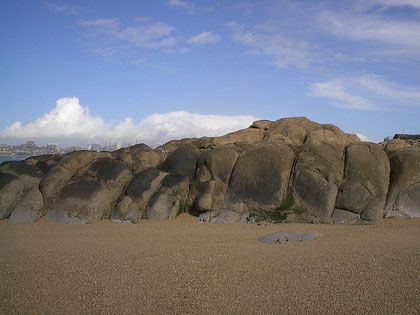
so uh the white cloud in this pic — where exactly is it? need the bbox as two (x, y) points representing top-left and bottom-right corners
(308, 75), (420, 111)
(187, 31), (220, 45)
(227, 22), (318, 69)
(0, 98), (258, 147)
(356, 133), (372, 142)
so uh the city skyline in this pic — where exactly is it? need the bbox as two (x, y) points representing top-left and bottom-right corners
(1, 0), (420, 146)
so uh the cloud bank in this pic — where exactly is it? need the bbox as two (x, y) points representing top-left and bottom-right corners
(0, 98), (257, 147)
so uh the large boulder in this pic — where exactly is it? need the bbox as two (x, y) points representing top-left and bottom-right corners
(336, 142), (390, 223)
(212, 128), (265, 146)
(198, 143), (297, 224)
(229, 143), (295, 208)
(0, 159), (46, 190)
(115, 144), (164, 174)
(201, 146), (239, 184)
(110, 168), (167, 223)
(0, 159), (49, 220)
(45, 157), (131, 224)
(384, 139), (410, 153)
(0, 173), (24, 219)
(264, 117), (318, 146)
(188, 146), (239, 216)
(385, 147), (420, 218)
(9, 188), (44, 224)
(159, 144), (200, 178)
(145, 174), (190, 221)
(291, 127), (353, 222)
(40, 151), (103, 207)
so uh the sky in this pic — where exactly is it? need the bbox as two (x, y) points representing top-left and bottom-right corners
(1, 0), (420, 147)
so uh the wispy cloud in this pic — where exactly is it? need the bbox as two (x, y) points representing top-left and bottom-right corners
(187, 31), (220, 45)
(47, 3), (80, 15)
(167, 0), (213, 14)
(317, 5), (420, 60)
(308, 75), (420, 111)
(0, 98), (257, 146)
(320, 13), (420, 47)
(227, 22), (319, 69)
(363, 0), (420, 10)
(308, 80), (378, 111)
(168, 0), (193, 10)
(78, 18), (177, 57)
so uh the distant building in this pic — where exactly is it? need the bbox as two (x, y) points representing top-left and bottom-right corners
(22, 141), (36, 150)
(393, 134), (420, 141)
(46, 143), (60, 153)
(115, 142), (123, 150)
(90, 143), (101, 152)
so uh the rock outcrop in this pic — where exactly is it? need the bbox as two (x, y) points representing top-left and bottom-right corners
(1, 117), (419, 224)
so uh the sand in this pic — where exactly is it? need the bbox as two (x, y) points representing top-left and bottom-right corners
(0, 215), (419, 314)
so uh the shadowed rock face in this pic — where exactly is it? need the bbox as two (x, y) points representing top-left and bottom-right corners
(1, 117), (419, 224)
(45, 156), (132, 224)
(336, 142), (390, 223)
(385, 147), (420, 218)
(230, 144), (295, 207)
(159, 144), (200, 178)
(110, 168), (168, 223)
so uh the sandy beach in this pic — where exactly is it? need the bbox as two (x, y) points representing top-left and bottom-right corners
(1, 215), (419, 314)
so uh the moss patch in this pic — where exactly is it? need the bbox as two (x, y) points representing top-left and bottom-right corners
(249, 196), (305, 223)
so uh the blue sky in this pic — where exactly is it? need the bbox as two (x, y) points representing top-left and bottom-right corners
(1, 0), (419, 146)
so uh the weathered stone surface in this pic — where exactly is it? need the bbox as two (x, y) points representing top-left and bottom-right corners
(336, 142), (390, 222)
(117, 144), (164, 174)
(159, 144), (200, 178)
(40, 151), (102, 207)
(384, 139), (410, 153)
(0, 160), (46, 190)
(111, 168), (167, 223)
(0, 173), (24, 219)
(210, 209), (242, 224)
(331, 209), (361, 225)
(0, 159), (49, 220)
(2, 116), (416, 225)
(10, 188), (44, 224)
(46, 179), (106, 224)
(259, 231), (321, 244)
(187, 146), (239, 216)
(212, 128), (265, 146)
(250, 120), (272, 130)
(201, 146), (239, 184)
(46, 156), (132, 224)
(385, 147), (420, 218)
(292, 128), (349, 222)
(26, 155), (63, 174)
(229, 144), (295, 208)
(145, 174), (190, 221)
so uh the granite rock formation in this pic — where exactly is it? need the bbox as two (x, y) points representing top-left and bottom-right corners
(1, 117), (419, 224)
